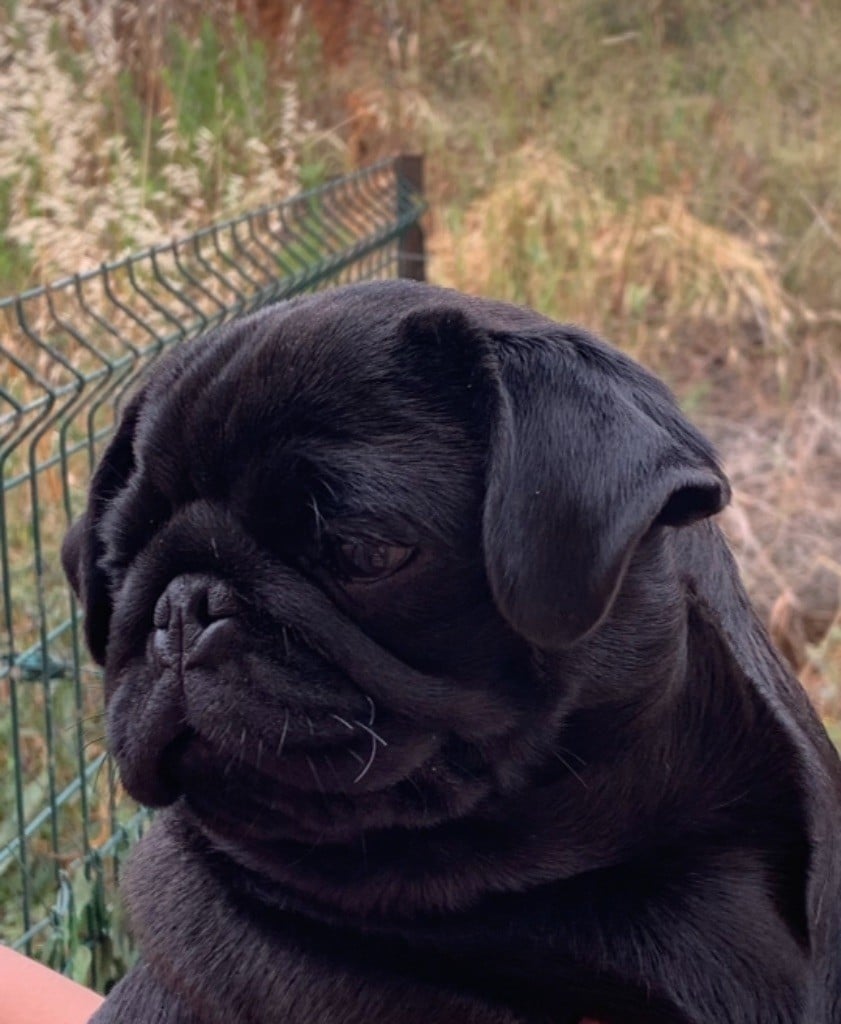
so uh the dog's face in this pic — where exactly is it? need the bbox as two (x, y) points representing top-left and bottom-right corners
(62, 281), (729, 856)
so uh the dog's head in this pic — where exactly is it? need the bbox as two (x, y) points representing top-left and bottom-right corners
(62, 281), (728, 850)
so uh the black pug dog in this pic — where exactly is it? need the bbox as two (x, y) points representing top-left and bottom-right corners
(62, 280), (841, 1024)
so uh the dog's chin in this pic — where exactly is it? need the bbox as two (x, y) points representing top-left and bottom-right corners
(112, 696), (497, 845)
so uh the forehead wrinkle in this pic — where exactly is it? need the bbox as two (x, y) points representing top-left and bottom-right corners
(304, 439), (482, 541)
(141, 290), (486, 521)
(200, 342), (394, 460)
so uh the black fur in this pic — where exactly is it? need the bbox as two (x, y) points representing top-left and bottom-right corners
(61, 281), (841, 1023)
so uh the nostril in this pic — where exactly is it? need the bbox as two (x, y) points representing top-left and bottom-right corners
(206, 581), (238, 621)
(193, 589), (212, 629)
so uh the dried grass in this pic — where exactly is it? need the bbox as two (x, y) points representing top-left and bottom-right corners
(431, 145), (795, 357)
(0, 1), (312, 286)
(709, 379), (841, 714)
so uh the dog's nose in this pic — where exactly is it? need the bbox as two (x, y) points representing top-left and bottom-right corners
(153, 575), (237, 665)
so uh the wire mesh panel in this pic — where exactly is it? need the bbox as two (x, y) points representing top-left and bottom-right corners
(0, 156), (425, 987)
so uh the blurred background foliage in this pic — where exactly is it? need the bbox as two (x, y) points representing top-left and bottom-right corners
(0, 0), (838, 721)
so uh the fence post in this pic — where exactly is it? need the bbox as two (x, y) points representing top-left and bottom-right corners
(395, 154), (426, 281)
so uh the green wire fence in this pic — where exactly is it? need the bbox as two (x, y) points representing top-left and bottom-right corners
(0, 154), (426, 989)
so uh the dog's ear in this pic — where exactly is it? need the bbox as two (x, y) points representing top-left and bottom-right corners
(481, 326), (730, 648)
(62, 393), (144, 664)
(399, 302), (729, 648)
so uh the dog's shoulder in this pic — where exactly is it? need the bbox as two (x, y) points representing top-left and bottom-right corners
(87, 962), (202, 1024)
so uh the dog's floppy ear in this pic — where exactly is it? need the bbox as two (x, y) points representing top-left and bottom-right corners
(481, 325), (730, 648)
(399, 302), (729, 648)
(62, 392), (144, 664)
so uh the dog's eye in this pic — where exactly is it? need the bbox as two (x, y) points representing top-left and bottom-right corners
(336, 540), (414, 581)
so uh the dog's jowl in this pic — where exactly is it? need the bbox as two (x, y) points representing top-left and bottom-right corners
(62, 281), (841, 1024)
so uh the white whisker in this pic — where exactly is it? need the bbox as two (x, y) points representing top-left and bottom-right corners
(353, 720), (387, 748)
(306, 755), (326, 794)
(353, 735), (379, 784)
(276, 708), (290, 757)
(330, 714), (355, 732)
(553, 749), (589, 790)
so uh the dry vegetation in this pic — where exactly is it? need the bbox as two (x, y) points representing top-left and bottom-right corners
(1, 0), (839, 723)
(0, 0), (330, 285)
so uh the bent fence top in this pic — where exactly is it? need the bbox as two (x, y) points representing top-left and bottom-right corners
(0, 155), (425, 987)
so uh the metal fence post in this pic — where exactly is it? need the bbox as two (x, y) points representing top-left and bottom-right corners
(395, 154), (426, 281)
